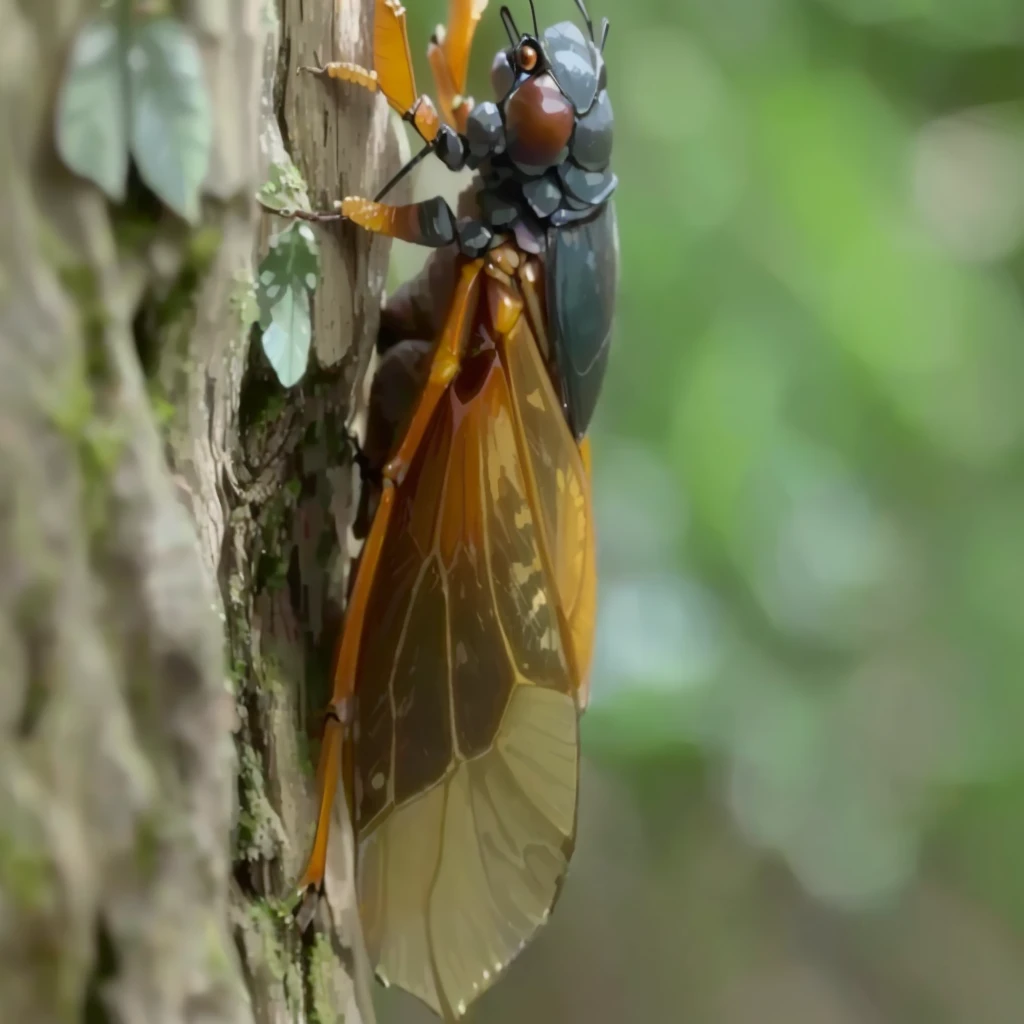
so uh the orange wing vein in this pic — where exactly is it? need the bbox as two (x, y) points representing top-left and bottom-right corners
(351, 265), (594, 1019)
(501, 276), (597, 708)
(295, 260), (483, 896)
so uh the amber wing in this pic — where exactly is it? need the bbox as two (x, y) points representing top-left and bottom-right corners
(374, 0), (418, 114)
(352, 262), (595, 1019)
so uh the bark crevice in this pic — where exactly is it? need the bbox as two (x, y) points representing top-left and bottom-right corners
(1, 0), (394, 1021)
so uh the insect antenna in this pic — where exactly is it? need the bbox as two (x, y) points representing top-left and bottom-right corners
(573, 0), (595, 42)
(527, 0), (540, 37)
(599, 16), (610, 51)
(374, 138), (437, 203)
(500, 5), (520, 45)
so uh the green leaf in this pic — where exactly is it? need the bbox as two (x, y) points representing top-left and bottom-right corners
(257, 160), (312, 213)
(127, 17), (211, 222)
(255, 222), (321, 328)
(231, 274), (260, 330)
(262, 285), (312, 388)
(258, 221), (320, 387)
(55, 15), (129, 201)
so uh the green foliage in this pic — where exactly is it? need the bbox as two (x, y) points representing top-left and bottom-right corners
(235, 740), (286, 862)
(55, 15), (128, 202)
(256, 222), (320, 387)
(127, 16), (211, 221)
(258, 159), (313, 214)
(389, 0), (1024, 952)
(231, 272), (261, 330)
(308, 934), (345, 1024)
(0, 821), (53, 914)
(554, 0), (1024, 913)
(262, 287), (312, 388)
(55, 8), (211, 222)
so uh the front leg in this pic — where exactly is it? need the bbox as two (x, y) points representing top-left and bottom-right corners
(299, 0), (443, 143)
(433, 100), (506, 172)
(341, 195), (496, 257)
(299, 58), (442, 143)
(428, 0), (491, 131)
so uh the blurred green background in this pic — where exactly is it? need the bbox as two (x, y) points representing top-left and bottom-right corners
(384, 0), (1024, 1020)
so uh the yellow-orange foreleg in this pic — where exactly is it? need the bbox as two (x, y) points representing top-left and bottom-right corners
(428, 0), (489, 130)
(300, 0), (442, 141)
(294, 259), (485, 901)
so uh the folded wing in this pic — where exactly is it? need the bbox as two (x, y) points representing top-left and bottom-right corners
(353, 293), (592, 1018)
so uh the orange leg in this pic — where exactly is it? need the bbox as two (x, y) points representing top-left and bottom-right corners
(291, 194), (493, 257)
(299, 0), (442, 142)
(428, 0), (489, 131)
(294, 259), (485, 903)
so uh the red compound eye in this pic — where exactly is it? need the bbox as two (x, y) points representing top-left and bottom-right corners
(518, 43), (538, 71)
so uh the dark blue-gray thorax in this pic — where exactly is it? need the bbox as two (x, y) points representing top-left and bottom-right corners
(463, 21), (619, 439)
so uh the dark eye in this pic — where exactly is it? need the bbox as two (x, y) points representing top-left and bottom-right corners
(517, 43), (539, 71)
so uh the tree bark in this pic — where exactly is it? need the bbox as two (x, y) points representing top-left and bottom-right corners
(0, 1), (398, 1022)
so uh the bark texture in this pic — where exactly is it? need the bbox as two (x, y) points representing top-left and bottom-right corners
(0, 1), (398, 1022)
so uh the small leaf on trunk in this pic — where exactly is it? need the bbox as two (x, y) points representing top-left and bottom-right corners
(262, 285), (312, 388)
(258, 160), (313, 213)
(258, 221), (321, 386)
(55, 15), (129, 201)
(127, 17), (211, 222)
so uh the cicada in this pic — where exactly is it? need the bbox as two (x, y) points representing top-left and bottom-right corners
(291, 0), (618, 1018)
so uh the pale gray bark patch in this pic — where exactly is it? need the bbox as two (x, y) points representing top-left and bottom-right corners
(0, 0), (397, 1022)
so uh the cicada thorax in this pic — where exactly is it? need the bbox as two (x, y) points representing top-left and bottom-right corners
(465, 17), (618, 440)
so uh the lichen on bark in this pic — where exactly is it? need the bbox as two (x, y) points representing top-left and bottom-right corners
(0, 0), (398, 1022)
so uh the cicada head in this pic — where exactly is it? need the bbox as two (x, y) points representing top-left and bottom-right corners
(493, 1), (611, 175)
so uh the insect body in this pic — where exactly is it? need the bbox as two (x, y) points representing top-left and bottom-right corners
(434, 1), (619, 437)
(292, 1), (617, 1018)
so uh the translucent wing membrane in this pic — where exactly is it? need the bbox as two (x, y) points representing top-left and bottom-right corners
(501, 305), (597, 707)
(353, 269), (591, 1019)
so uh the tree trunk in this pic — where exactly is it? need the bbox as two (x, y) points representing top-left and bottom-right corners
(0, 1), (398, 1022)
